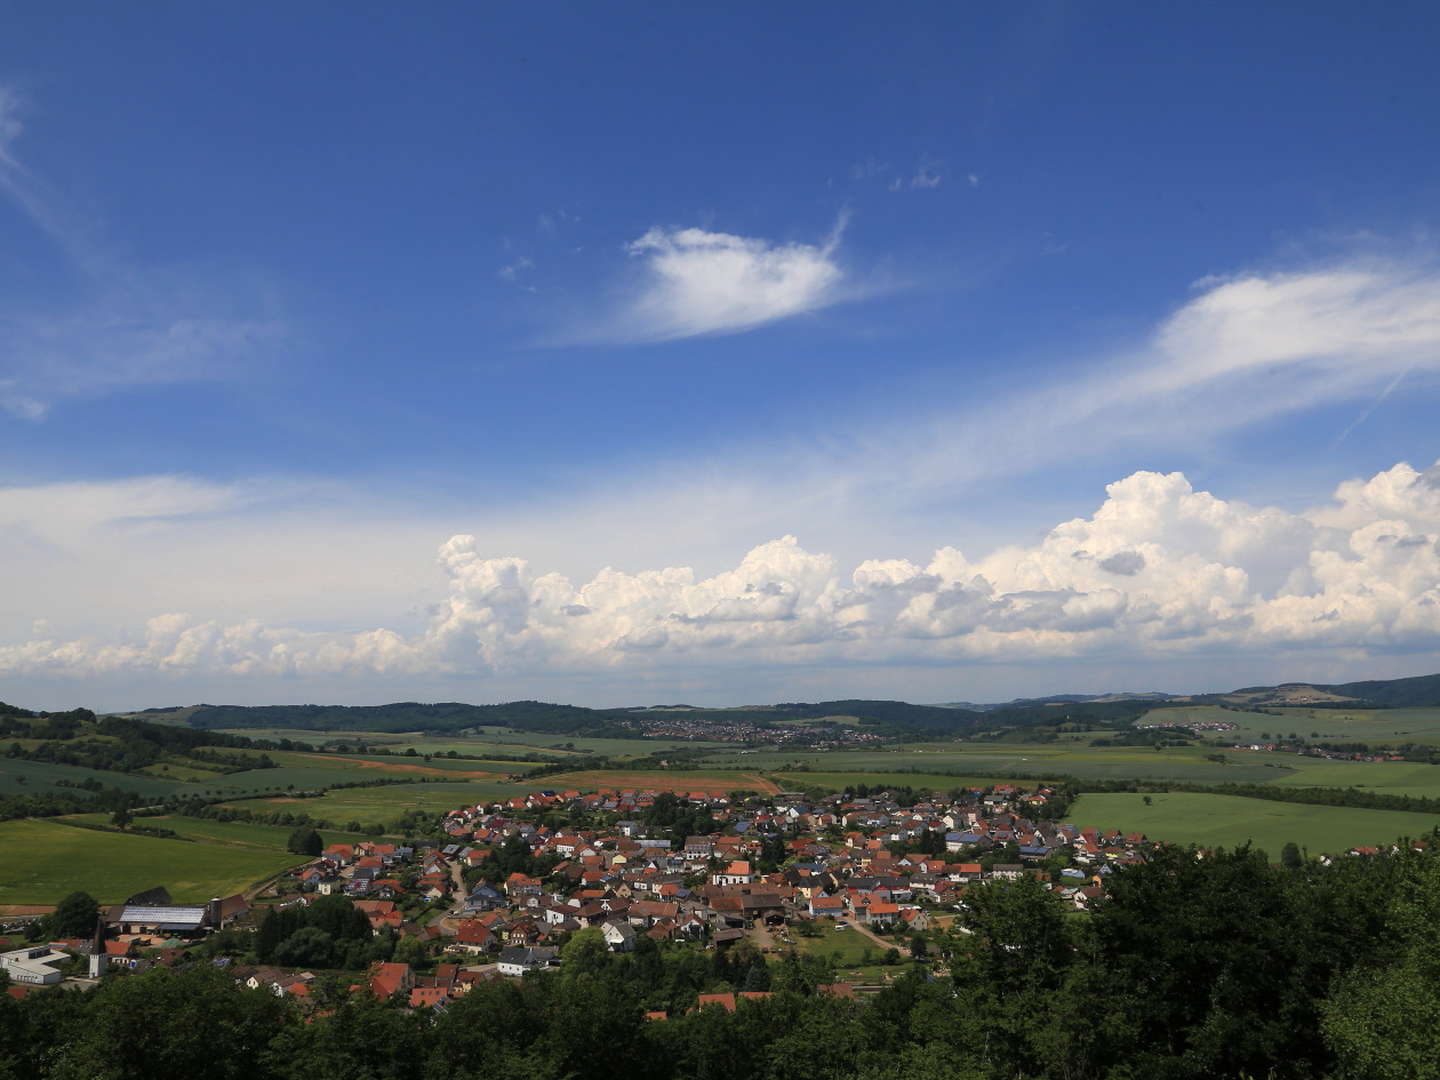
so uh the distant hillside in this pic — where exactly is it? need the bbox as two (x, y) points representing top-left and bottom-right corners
(938, 691), (1179, 711)
(183, 698), (993, 736)
(185, 700), (631, 736)
(1202, 672), (1440, 709)
(105, 670), (1440, 741)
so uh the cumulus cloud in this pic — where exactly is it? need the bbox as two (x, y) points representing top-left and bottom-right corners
(596, 218), (849, 342)
(6, 458), (1440, 683)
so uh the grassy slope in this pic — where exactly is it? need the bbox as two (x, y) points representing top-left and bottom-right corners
(0, 757), (186, 798)
(1072, 791), (1440, 856)
(65, 814), (375, 851)
(224, 781), (523, 825)
(0, 819), (307, 904)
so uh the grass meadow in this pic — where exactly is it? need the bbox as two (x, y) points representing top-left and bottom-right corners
(1071, 791), (1440, 856)
(0, 819), (308, 904)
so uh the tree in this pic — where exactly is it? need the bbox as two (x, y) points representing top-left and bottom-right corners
(392, 934), (428, 969)
(110, 807), (132, 830)
(1282, 841), (1303, 868)
(286, 826), (322, 856)
(561, 928), (609, 977)
(50, 891), (100, 938)
(274, 926), (338, 968)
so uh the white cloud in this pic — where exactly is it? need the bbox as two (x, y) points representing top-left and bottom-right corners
(5, 459), (1440, 685)
(498, 255), (535, 280)
(594, 218), (849, 342)
(910, 166), (942, 189)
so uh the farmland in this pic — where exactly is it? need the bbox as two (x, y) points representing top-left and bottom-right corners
(0, 757), (187, 798)
(1071, 791), (1440, 855)
(214, 728), (721, 759)
(539, 770), (782, 796)
(702, 743), (1298, 785)
(771, 771), (1047, 794)
(221, 780), (525, 826)
(63, 813), (374, 852)
(1139, 704), (1440, 746)
(0, 819), (309, 904)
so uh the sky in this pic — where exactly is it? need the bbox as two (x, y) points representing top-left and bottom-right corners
(3, 4), (1440, 710)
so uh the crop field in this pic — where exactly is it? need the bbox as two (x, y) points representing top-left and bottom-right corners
(1258, 754), (1440, 797)
(0, 757), (186, 798)
(539, 769), (781, 795)
(0, 819), (308, 904)
(456, 730), (730, 757)
(63, 814), (374, 851)
(1140, 704), (1440, 747)
(1269, 707), (1440, 746)
(259, 749), (529, 779)
(1071, 792), (1440, 856)
(222, 780), (522, 825)
(703, 744), (1296, 785)
(213, 727), (715, 759)
(771, 771), (1047, 794)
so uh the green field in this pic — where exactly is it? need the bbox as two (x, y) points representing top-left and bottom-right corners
(704, 743), (1299, 785)
(1140, 704), (1440, 747)
(0, 819), (309, 904)
(772, 771), (1045, 793)
(64, 814), (375, 851)
(212, 727), (721, 761)
(224, 780), (522, 826)
(0, 757), (187, 798)
(792, 924), (882, 967)
(1072, 791), (1440, 856)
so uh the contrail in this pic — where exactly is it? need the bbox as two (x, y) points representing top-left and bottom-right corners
(1334, 369), (1408, 448)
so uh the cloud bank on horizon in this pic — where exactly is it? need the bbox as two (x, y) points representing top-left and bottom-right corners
(5, 457), (1439, 686)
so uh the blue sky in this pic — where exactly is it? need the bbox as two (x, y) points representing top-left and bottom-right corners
(3, 4), (1440, 709)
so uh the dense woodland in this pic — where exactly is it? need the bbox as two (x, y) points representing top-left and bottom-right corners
(3, 841), (1438, 1080)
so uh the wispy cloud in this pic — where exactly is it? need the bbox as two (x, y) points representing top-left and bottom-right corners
(0, 87), (286, 418)
(497, 255), (535, 281)
(573, 215), (852, 343)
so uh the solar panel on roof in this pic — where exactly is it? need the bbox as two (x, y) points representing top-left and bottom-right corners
(118, 906), (206, 925)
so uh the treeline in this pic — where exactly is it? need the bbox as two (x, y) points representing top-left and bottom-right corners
(186, 700), (639, 737)
(6, 841), (1440, 1078)
(0, 785), (148, 823)
(2, 710), (288, 777)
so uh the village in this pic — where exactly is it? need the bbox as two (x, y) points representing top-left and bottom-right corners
(4, 781), (1162, 1012)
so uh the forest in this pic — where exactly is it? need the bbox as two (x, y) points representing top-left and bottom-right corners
(2, 840), (1437, 1080)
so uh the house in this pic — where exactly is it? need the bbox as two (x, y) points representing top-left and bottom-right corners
(860, 901), (900, 927)
(496, 946), (559, 976)
(368, 962), (414, 999)
(692, 992), (773, 1013)
(601, 920), (638, 952)
(712, 860), (754, 887)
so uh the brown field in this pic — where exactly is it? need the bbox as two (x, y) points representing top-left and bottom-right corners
(541, 770), (781, 795)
